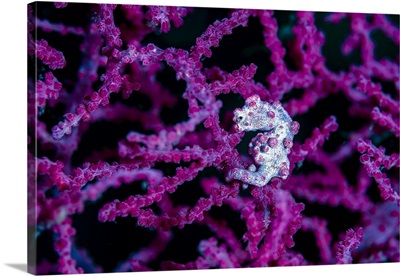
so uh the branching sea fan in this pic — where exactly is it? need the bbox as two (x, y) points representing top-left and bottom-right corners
(27, 2), (399, 274)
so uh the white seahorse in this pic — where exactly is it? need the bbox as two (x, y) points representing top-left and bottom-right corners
(226, 94), (299, 187)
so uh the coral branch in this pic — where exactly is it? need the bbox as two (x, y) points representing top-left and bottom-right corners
(335, 227), (364, 264)
(357, 139), (400, 203)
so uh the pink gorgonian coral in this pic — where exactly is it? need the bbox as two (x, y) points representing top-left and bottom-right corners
(28, 2), (399, 275)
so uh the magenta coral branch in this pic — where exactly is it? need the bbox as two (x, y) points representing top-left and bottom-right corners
(198, 238), (240, 268)
(357, 139), (400, 203)
(201, 214), (248, 263)
(99, 176), (239, 229)
(371, 107), (400, 137)
(36, 18), (84, 36)
(205, 64), (264, 99)
(97, 4), (122, 54)
(335, 227), (364, 264)
(37, 157), (118, 191)
(356, 74), (400, 115)
(290, 116), (338, 164)
(33, 40), (67, 70)
(285, 148), (374, 211)
(190, 9), (253, 61)
(98, 164), (203, 223)
(302, 217), (333, 263)
(145, 6), (192, 33)
(52, 218), (84, 274)
(250, 188), (304, 266)
(35, 72), (62, 107)
(241, 202), (268, 257)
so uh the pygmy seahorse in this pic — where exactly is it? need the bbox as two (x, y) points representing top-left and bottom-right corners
(226, 94), (299, 187)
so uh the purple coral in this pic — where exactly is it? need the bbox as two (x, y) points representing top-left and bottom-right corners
(27, 2), (399, 274)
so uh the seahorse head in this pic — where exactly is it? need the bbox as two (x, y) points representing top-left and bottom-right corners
(233, 95), (285, 132)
